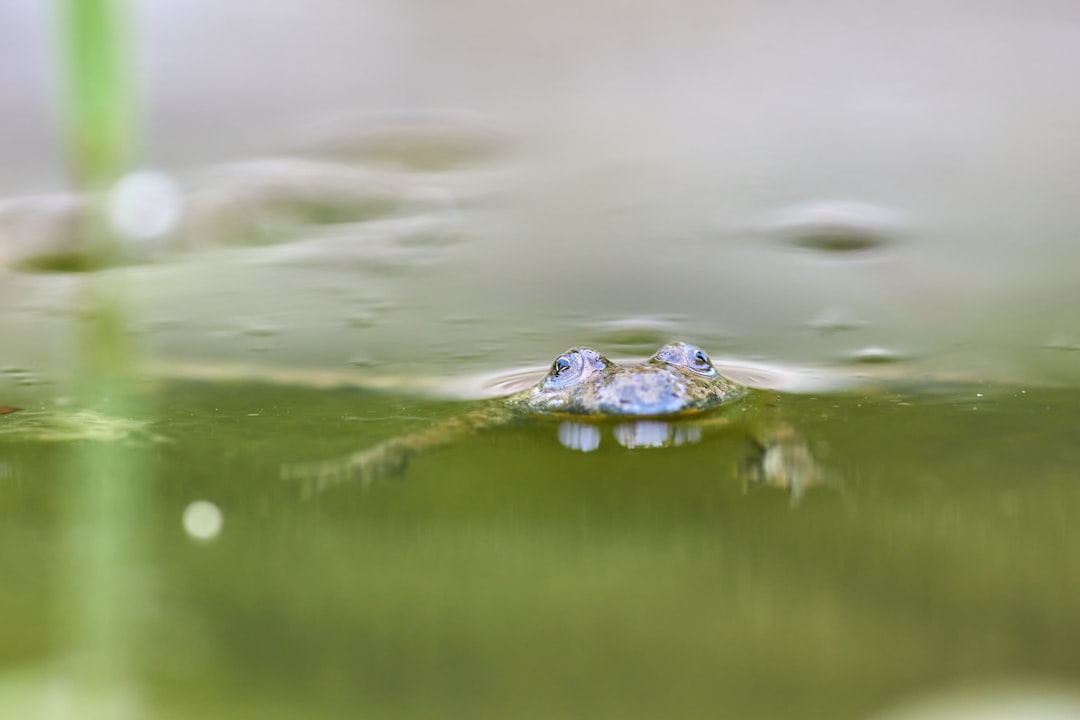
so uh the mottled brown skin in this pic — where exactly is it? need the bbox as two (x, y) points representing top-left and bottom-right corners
(283, 342), (764, 494)
(504, 342), (746, 418)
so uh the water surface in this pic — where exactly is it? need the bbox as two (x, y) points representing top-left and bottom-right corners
(2, 376), (1078, 719)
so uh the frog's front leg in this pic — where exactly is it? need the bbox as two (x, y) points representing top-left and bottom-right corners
(741, 421), (829, 504)
(281, 407), (506, 496)
(673, 412), (825, 502)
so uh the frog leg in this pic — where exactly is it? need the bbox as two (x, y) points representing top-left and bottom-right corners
(682, 413), (820, 501)
(281, 407), (509, 496)
(739, 420), (832, 505)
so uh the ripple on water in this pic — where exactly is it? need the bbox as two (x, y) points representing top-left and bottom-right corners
(1, 368), (45, 386)
(848, 346), (905, 364)
(473, 367), (547, 397)
(241, 323), (280, 338)
(345, 312), (378, 329)
(466, 357), (844, 401)
(347, 353), (377, 368)
(806, 305), (867, 334)
(589, 316), (703, 353)
(770, 201), (903, 254)
(1043, 335), (1080, 352)
(294, 109), (513, 171)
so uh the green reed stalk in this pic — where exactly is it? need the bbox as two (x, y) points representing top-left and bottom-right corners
(51, 2), (149, 717)
(56, 0), (136, 190)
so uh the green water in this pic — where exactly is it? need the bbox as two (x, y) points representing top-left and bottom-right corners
(7, 2), (1080, 716)
(2, 378), (1079, 719)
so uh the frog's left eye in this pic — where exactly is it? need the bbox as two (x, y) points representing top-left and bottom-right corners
(543, 347), (610, 390)
(692, 349), (710, 369)
(545, 351), (586, 388)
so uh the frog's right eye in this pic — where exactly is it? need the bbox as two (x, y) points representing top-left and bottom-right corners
(553, 355), (573, 376)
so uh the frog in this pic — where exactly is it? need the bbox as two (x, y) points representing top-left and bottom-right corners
(282, 342), (827, 501)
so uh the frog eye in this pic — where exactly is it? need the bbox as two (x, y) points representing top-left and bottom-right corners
(544, 349), (593, 389)
(653, 343), (717, 376)
(688, 347), (717, 376)
(546, 352), (583, 387)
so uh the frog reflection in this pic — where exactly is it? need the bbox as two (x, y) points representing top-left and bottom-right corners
(557, 419), (704, 452)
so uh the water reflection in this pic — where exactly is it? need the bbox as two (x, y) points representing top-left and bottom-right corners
(557, 420), (705, 452)
(613, 420), (702, 449)
(556, 417), (825, 503)
(806, 305), (866, 334)
(557, 421), (600, 452)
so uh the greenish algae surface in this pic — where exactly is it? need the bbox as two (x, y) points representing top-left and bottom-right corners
(2, 379), (1080, 719)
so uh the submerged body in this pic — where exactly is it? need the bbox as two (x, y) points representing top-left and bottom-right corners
(283, 342), (822, 499)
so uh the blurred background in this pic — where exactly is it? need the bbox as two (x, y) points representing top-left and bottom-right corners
(2, 0), (1080, 382)
(3, 2), (1080, 719)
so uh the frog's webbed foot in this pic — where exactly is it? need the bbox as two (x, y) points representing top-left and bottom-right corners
(741, 422), (828, 505)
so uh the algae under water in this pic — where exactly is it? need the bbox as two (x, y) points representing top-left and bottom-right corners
(2, 376), (1079, 719)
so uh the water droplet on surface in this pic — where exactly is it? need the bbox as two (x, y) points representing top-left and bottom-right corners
(182, 500), (223, 543)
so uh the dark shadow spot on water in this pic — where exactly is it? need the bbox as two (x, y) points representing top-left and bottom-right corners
(789, 230), (887, 253)
(770, 202), (903, 255)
